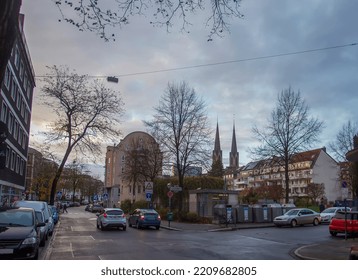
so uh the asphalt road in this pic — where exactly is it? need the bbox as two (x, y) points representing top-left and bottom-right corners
(40, 206), (332, 260)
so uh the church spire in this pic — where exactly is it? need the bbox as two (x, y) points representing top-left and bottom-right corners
(212, 120), (222, 164)
(229, 118), (239, 169)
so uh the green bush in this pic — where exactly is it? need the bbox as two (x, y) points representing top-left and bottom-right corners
(120, 199), (132, 214)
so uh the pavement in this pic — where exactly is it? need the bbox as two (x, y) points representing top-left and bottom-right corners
(160, 221), (357, 260)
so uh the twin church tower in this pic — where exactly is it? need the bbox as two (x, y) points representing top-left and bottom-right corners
(212, 120), (239, 173)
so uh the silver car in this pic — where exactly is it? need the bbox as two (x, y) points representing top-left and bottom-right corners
(96, 208), (127, 231)
(320, 207), (351, 223)
(273, 208), (321, 227)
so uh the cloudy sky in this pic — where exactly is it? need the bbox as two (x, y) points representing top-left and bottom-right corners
(20, 0), (358, 175)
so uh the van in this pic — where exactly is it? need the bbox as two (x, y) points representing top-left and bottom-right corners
(13, 200), (53, 246)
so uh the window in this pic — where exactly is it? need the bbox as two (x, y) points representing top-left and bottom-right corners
(8, 113), (14, 134)
(18, 128), (23, 145)
(13, 120), (18, 140)
(24, 109), (29, 124)
(26, 84), (31, 99)
(19, 60), (24, 81)
(5, 147), (10, 168)
(1, 102), (8, 123)
(24, 73), (28, 90)
(11, 151), (16, 170)
(14, 46), (20, 69)
(11, 80), (17, 100)
(16, 91), (21, 110)
(21, 100), (25, 118)
(16, 155), (20, 173)
(4, 66), (11, 89)
(22, 134), (27, 149)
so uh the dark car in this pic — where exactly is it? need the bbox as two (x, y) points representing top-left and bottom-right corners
(49, 205), (59, 224)
(96, 208), (127, 231)
(128, 208), (161, 230)
(91, 204), (104, 213)
(0, 207), (45, 260)
(329, 210), (358, 237)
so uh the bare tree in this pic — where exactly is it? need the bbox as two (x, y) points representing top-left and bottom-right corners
(144, 81), (212, 211)
(251, 87), (324, 203)
(329, 121), (358, 199)
(40, 65), (125, 205)
(306, 183), (325, 205)
(329, 120), (358, 162)
(52, 0), (244, 41)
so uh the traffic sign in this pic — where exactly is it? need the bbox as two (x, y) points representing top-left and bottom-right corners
(102, 193), (108, 200)
(342, 181), (347, 188)
(167, 191), (174, 198)
(145, 193), (152, 201)
(170, 185), (182, 193)
(57, 191), (62, 198)
(145, 181), (153, 194)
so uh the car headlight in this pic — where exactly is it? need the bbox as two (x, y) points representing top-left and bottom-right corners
(22, 237), (37, 245)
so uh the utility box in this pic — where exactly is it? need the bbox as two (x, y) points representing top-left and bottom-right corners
(267, 203), (283, 220)
(236, 204), (253, 223)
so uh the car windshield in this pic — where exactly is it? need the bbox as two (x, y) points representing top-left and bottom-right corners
(322, 208), (336, 213)
(0, 210), (33, 226)
(285, 209), (300, 216)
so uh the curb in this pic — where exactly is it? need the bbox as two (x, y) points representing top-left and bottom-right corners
(293, 244), (318, 260)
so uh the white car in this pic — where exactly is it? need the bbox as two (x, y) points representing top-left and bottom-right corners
(320, 207), (351, 223)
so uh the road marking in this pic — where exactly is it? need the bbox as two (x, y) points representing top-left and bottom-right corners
(70, 242), (74, 258)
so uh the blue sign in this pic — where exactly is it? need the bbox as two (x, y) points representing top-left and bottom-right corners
(57, 191), (62, 198)
(145, 193), (152, 201)
(93, 195), (98, 201)
(342, 181), (347, 188)
(102, 193), (108, 200)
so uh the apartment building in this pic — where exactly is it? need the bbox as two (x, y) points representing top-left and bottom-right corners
(105, 131), (162, 206)
(0, 14), (35, 205)
(237, 148), (342, 203)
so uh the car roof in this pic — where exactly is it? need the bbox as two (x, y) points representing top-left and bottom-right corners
(0, 206), (35, 213)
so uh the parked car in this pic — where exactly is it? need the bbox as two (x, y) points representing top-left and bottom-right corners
(91, 204), (104, 213)
(273, 208), (321, 227)
(96, 208), (126, 231)
(329, 210), (358, 237)
(320, 206), (351, 223)
(34, 211), (48, 246)
(49, 205), (59, 224)
(13, 200), (53, 245)
(0, 206), (45, 260)
(85, 203), (92, 211)
(128, 208), (161, 230)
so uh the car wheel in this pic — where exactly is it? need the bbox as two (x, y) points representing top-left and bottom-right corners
(123, 226), (126, 231)
(100, 222), (105, 231)
(290, 219), (297, 227)
(156, 226), (160, 230)
(40, 236), (46, 247)
(136, 221), (141, 229)
(313, 218), (319, 226)
(128, 221), (132, 227)
(330, 231), (337, 237)
(32, 249), (39, 260)
(96, 221), (100, 229)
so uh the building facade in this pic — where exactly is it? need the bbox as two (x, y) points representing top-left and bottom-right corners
(0, 14), (35, 205)
(105, 131), (162, 206)
(237, 148), (343, 203)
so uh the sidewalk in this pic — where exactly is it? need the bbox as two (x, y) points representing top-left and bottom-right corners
(160, 221), (356, 260)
